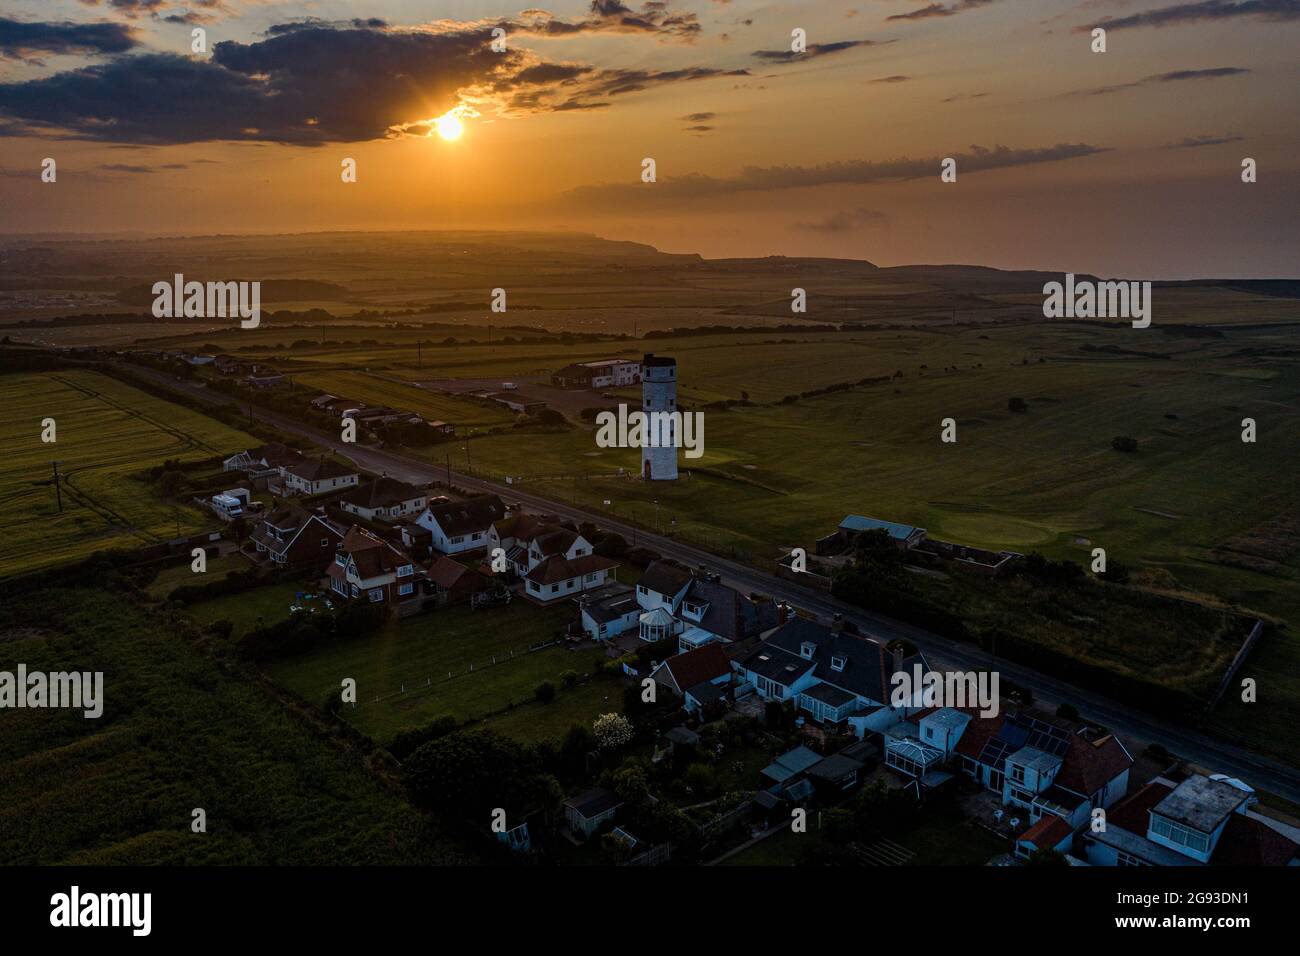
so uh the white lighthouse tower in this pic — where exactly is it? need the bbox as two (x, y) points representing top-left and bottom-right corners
(641, 353), (678, 481)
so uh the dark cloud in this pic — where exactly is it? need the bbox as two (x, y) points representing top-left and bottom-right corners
(940, 91), (989, 103)
(682, 112), (715, 121)
(870, 75), (910, 83)
(0, 14), (732, 144)
(888, 0), (999, 21)
(1078, 66), (1249, 96)
(560, 143), (1109, 206)
(0, 17), (138, 60)
(683, 124), (713, 132)
(99, 163), (154, 173)
(1167, 133), (1245, 148)
(793, 208), (888, 233)
(1080, 0), (1300, 32)
(752, 39), (883, 63)
(513, 2), (701, 41)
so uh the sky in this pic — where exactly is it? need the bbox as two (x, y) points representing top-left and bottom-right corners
(0, 0), (1297, 277)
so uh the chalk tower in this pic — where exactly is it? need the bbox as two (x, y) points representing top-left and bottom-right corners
(641, 353), (678, 481)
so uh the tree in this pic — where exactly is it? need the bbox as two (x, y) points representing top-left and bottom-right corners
(404, 729), (556, 818)
(535, 680), (556, 704)
(592, 713), (633, 750)
(1111, 436), (1138, 453)
(1008, 396), (1029, 413)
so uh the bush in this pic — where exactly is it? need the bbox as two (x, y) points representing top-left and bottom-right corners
(535, 680), (556, 704)
(1008, 397), (1029, 413)
(559, 670), (578, 689)
(389, 715), (457, 760)
(1055, 703), (1079, 722)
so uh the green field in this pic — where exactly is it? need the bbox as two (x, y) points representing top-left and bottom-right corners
(260, 599), (614, 744)
(0, 585), (468, 864)
(144, 552), (253, 600)
(0, 370), (258, 578)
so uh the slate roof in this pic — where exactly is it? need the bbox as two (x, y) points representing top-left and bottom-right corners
(755, 617), (923, 703)
(425, 494), (507, 536)
(761, 745), (823, 784)
(425, 555), (487, 591)
(808, 753), (865, 782)
(682, 577), (781, 642)
(339, 526), (410, 580)
(741, 643), (815, 687)
(637, 560), (693, 597)
(839, 514), (924, 540)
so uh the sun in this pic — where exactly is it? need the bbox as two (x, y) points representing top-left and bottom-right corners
(434, 110), (464, 142)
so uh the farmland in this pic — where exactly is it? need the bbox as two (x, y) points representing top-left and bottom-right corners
(0, 370), (258, 579)
(0, 585), (469, 865)
(259, 598), (614, 745)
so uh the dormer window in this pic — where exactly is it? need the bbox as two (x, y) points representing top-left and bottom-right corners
(800, 642), (816, 659)
(830, 655), (846, 672)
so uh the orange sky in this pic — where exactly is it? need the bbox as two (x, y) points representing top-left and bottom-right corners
(1, 1), (1297, 276)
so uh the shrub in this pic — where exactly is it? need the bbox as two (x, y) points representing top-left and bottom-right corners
(592, 713), (633, 750)
(559, 670), (578, 689)
(1008, 397), (1029, 413)
(1111, 436), (1139, 453)
(535, 680), (556, 704)
(1055, 703), (1080, 722)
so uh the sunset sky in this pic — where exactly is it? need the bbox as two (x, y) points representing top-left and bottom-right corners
(1, 0), (1297, 276)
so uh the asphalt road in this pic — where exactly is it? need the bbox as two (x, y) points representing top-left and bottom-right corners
(127, 365), (1300, 804)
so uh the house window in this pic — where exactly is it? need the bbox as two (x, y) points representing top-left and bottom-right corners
(450, 535), (465, 545)
(756, 676), (784, 699)
(399, 583), (414, 597)
(368, 588), (384, 603)
(550, 584), (559, 594)
(924, 726), (935, 741)
(398, 565), (414, 577)
(1150, 816), (1210, 854)
(637, 585), (647, 595)
(528, 581), (540, 593)
(472, 532), (482, 541)
(321, 538), (329, 547)
(1010, 765), (1026, 785)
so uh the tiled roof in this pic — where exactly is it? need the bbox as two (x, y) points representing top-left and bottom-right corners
(425, 494), (507, 536)
(339, 526), (410, 580)
(1212, 813), (1300, 866)
(524, 553), (618, 585)
(1056, 734), (1133, 797)
(760, 618), (921, 703)
(637, 560), (693, 596)
(662, 643), (731, 693)
(682, 577), (781, 642)
(1020, 813), (1073, 849)
(341, 476), (424, 509)
(286, 457), (357, 482)
(425, 556), (485, 590)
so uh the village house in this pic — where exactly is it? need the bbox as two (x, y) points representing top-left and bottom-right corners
(282, 457), (360, 496)
(424, 555), (491, 607)
(339, 476), (427, 522)
(328, 526), (422, 612)
(634, 560), (694, 643)
(250, 505), (344, 568)
(551, 358), (641, 390)
(575, 582), (641, 642)
(734, 617), (931, 739)
(824, 514), (928, 553)
(649, 643), (732, 714)
(674, 574), (782, 652)
(953, 712), (1133, 832)
(415, 494), (507, 556)
(1080, 771), (1299, 867)
(523, 552), (620, 605)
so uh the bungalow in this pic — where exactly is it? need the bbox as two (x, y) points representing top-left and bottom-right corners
(649, 643), (732, 713)
(283, 458), (360, 496)
(250, 505), (344, 568)
(222, 442), (303, 478)
(760, 745), (823, 801)
(523, 553), (620, 605)
(416, 494), (507, 555)
(339, 476), (427, 522)
(425, 556), (491, 606)
(1016, 815), (1075, 861)
(734, 617), (931, 739)
(328, 526), (421, 610)
(576, 583), (641, 641)
(1081, 772), (1299, 867)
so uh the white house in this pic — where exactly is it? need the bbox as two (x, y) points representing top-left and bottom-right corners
(339, 476), (427, 523)
(523, 553), (620, 605)
(735, 617), (931, 739)
(634, 560), (693, 642)
(576, 583), (641, 641)
(282, 458), (360, 496)
(415, 494), (506, 555)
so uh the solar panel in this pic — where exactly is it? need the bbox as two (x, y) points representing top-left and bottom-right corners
(1018, 714), (1071, 757)
(978, 738), (1013, 766)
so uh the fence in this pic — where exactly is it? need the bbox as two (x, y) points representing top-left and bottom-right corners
(1204, 619), (1265, 714)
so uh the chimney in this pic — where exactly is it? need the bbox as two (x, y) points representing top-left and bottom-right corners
(830, 613), (844, 634)
(777, 603), (790, 625)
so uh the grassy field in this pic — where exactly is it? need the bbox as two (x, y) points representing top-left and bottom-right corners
(260, 599), (613, 744)
(0, 370), (258, 579)
(143, 552), (253, 600)
(0, 585), (469, 864)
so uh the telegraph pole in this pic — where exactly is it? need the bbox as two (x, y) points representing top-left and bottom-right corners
(51, 460), (63, 513)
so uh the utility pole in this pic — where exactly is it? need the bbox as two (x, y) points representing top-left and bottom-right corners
(417, 340), (422, 369)
(51, 460), (63, 513)
(248, 389), (254, 428)
(445, 453), (452, 487)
